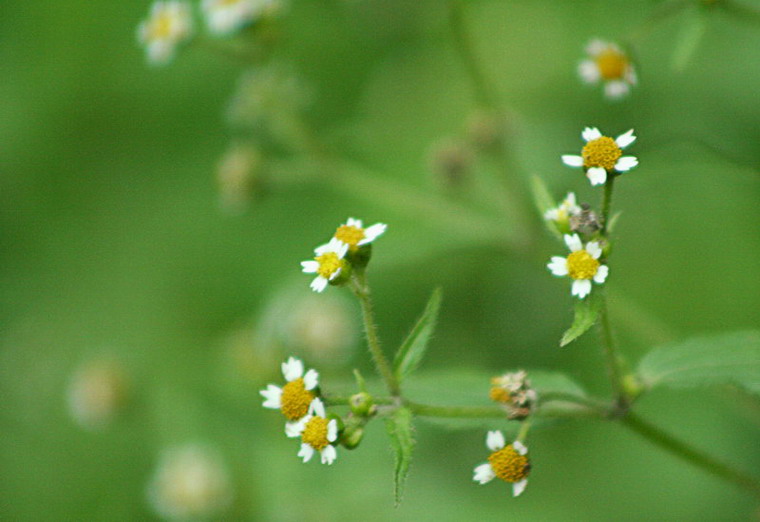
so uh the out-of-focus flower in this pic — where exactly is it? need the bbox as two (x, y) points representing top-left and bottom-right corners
(147, 444), (232, 520)
(472, 431), (530, 497)
(201, 0), (282, 36)
(67, 359), (129, 430)
(544, 192), (582, 232)
(287, 398), (339, 465)
(260, 356), (319, 431)
(489, 370), (537, 419)
(427, 138), (474, 188)
(578, 39), (637, 99)
(216, 143), (263, 213)
(548, 234), (609, 299)
(561, 127), (638, 186)
(137, 2), (194, 66)
(301, 238), (349, 293)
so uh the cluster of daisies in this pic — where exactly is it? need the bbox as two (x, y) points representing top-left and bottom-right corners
(545, 127), (638, 299)
(137, 0), (284, 65)
(300, 218), (387, 293)
(260, 357), (341, 464)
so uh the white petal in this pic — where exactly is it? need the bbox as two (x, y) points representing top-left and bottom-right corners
(594, 264), (609, 283)
(586, 167), (607, 186)
(303, 369), (319, 390)
(513, 478), (529, 497)
(572, 279), (592, 299)
(564, 234), (583, 252)
(586, 39), (607, 56)
(320, 444), (337, 465)
(486, 430), (505, 451)
(346, 217), (362, 228)
(309, 398), (326, 418)
(282, 357), (304, 382)
(582, 127), (602, 142)
(473, 463), (496, 484)
(604, 80), (630, 99)
(513, 440), (528, 456)
(310, 276), (328, 293)
(327, 419), (338, 442)
(358, 223), (387, 245)
(548, 257), (569, 277)
(561, 154), (584, 168)
(566, 192), (577, 206)
(615, 129), (636, 148)
(544, 208), (560, 221)
(315, 238), (343, 256)
(585, 242), (602, 259)
(260, 385), (282, 409)
(286, 419), (306, 438)
(614, 156), (638, 172)
(327, 266), (342, 282)
(578, 60), (600, 84)
(301, 260), (319, 274)
(298, 443), (314, 463)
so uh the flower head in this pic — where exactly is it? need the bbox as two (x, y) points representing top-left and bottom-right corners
(260, 357), (319, 431)
(544, 192), (582, 231)
(301, 238), (349, 293)
(547, 234), (609, 299)
(561, 127), (638, 186)
(578, 39), (637, 99)
(202, 0), (281, 36)
(489, 370), (537, 418)
(137, 2), (194, 66)
(473, 431), (530, 497)
(288, 398), (339, 465)
(333, 218), (387, 252)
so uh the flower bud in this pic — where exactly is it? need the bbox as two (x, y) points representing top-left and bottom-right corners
(349, 392), (376, 418)
(428, 138), (473, 189)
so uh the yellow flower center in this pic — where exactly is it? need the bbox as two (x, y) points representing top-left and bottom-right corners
(334, 225), (365, 250)
(279, 378), (314, 420)
(302, 416), (330, 451)
(595, 49), (628, 80)
(150, 14), (175, 40)
(566, 250), (600, 280)
(488, 445), (530, 483)
(315, 252), (345, 279)
(582, 136), (622, 171)
(489, 386), (511, 404)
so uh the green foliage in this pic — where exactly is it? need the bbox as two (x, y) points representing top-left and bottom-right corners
(671, 6), (708, 72)
(393, 288), (442, 383)
(637, 330), (760, 395)
(385, 407), (415, 506)
(560, 292), (602, 347)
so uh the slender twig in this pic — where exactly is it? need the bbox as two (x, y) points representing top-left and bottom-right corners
(622, 412), (760, 499)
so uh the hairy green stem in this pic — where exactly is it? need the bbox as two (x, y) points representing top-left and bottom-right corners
(597, 296), (630, 408)
(405, 402), (508, 418)
(622, 412), (760, 499)
(351, 272), (401, 397)
(600, 174), (616, 234)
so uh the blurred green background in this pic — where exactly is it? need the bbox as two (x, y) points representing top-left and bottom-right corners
(1, 0), (759, 520)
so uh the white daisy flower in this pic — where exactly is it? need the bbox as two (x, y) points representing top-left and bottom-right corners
(472, 431), (530, 497)
(578, 39), (637, 100)
(547, 234), (609, 299)
(288, 398), (339, 465)
(201, 0), (280, 36)
(333, 218), (387, 252)
(137, 2), (194, 66)
(561, 127), (638, 186)
(544, 192), (582, 224)
(300, 237), (349, 293)
(259, 356), (319, 432)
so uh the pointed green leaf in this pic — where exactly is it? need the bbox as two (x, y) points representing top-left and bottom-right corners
(530, 174), (556, 215)
(560, 292), (602, 347)
(393, 288), (442, 382)
(385, 407), (415, 506)
(638, 330), (760, 395)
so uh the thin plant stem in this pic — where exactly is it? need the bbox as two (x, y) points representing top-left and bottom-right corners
(600, 174), (616, 234)
(405, 402), (508, 418)
(448, 0), (497, 108)
(351, 271), (401, 397)
(622, 412), (760, 499)
(516, 420), (531, 442)
(597, 295), (629, 408)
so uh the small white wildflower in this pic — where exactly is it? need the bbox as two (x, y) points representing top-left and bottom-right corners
(201, 0), (280, 36)
(289, 398), (339, 465)
(547, 233), (609, 299)
(137, 2), (193, 66)
(333, 218), (387, 252)
(544, 192), (582, 224)
(260, 356), (319, 432)
(561, 127), (638, 186)
(578, 39), (637, 100)
(472, 431), (530, 497)
(67, 359), (128, 430)
(300, 237), (349, 293)
(147, 444), (232, 521)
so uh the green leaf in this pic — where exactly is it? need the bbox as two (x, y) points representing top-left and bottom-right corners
(560, 292), (602, 347)
(385, 407), (415, 506)
(404, 369), (586, 430)
(393, 288), (442, 382)
(671, 6), (707, 72)
(637, 330), (760, 395)
(529, 174), (556, 216)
